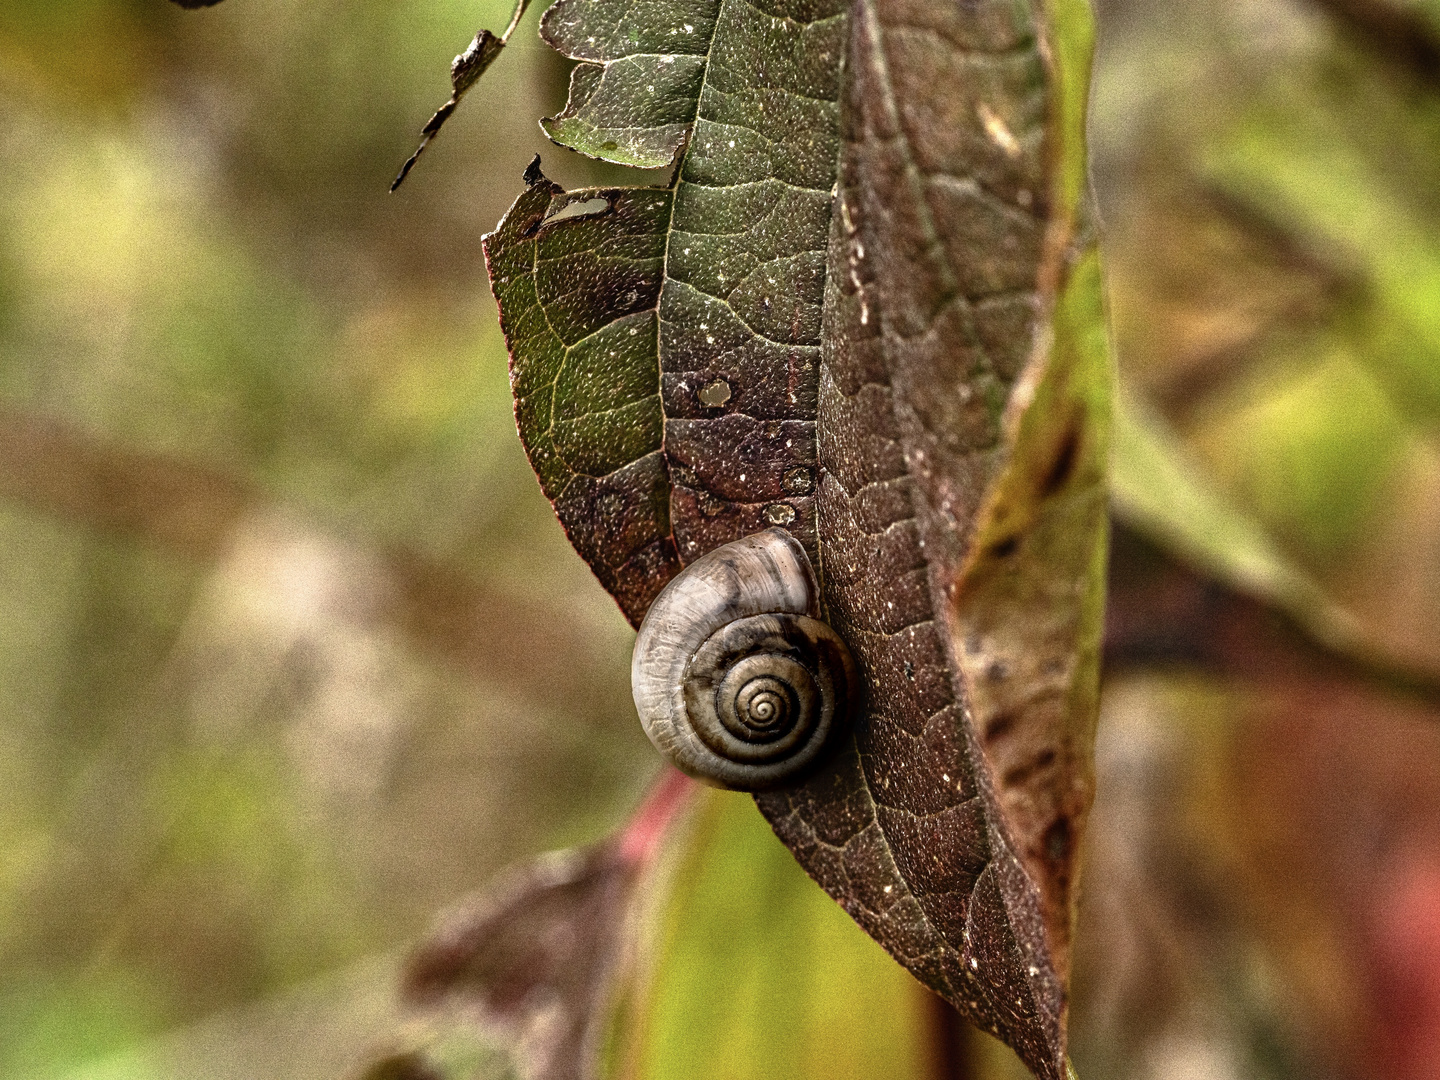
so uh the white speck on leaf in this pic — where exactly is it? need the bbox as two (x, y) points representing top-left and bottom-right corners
(977, 101), (1022, 157)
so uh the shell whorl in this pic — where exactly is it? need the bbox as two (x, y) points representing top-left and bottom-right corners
(631, 529), (859, 790)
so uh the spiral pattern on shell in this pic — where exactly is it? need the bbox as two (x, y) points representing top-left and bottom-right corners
(631, 529), (859, 790)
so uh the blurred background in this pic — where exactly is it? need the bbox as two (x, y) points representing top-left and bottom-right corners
(0, 0), (1437, 1078)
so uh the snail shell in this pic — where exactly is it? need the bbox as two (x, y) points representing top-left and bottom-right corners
(631, 528), (859, 791)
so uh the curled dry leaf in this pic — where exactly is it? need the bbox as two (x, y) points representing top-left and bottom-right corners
(380, 771), (695, 1080)
(483, 0), (1109, 1075)
(402, 844), (633, 1080)
(391, 0), (534, 192)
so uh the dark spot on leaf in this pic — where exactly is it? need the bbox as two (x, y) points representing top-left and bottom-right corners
(988, 535), (1020, 559)
(1043, 817), (1072, 865)
(360, 1053), (443, 1080)
(1003, 748), (1057, 788)
(986, 660), (1010, 682)
(985, 710), (1020, 743)
(904, 660), (915, 680)
(1040, 422), (1081, 498)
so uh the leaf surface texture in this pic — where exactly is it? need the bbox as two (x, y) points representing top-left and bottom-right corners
(484, 0), (1110, 1075)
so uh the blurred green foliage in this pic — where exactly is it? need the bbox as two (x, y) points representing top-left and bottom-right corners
(1098, 0), (1440, 675)
(0, 0), (656, 1074)
(625, 790), (932, 1080)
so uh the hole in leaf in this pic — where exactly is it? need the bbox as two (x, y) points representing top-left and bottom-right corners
(764, 503), (796, 526)
(544, 197), (612, 225)
(697, 378), (732, 407)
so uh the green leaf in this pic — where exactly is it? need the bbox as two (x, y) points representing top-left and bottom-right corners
(1094, 0), (1440, 678)
(623, 789), (933, 1080)
(1106, 379), (1440, 694)
(1205, 98), (1440, 423)
(485, 0), (847, 624)
(538, 0), (717, 170)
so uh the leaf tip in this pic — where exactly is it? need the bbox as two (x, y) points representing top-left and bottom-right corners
(390, 148), (424, 193)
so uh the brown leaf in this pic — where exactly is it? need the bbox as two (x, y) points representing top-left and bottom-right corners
(392, 771), (695, 1080)
(483, 0), (1108, 1074)
(756, 2), (1107, 1077)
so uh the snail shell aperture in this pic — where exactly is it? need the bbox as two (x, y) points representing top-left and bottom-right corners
(631, 528), (860, 790)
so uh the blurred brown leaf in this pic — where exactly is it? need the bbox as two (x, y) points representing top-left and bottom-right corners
(1310, 0), (1440, 81)
(1076, 520), (1440, 1079)
(383, 771), (695, 1080)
